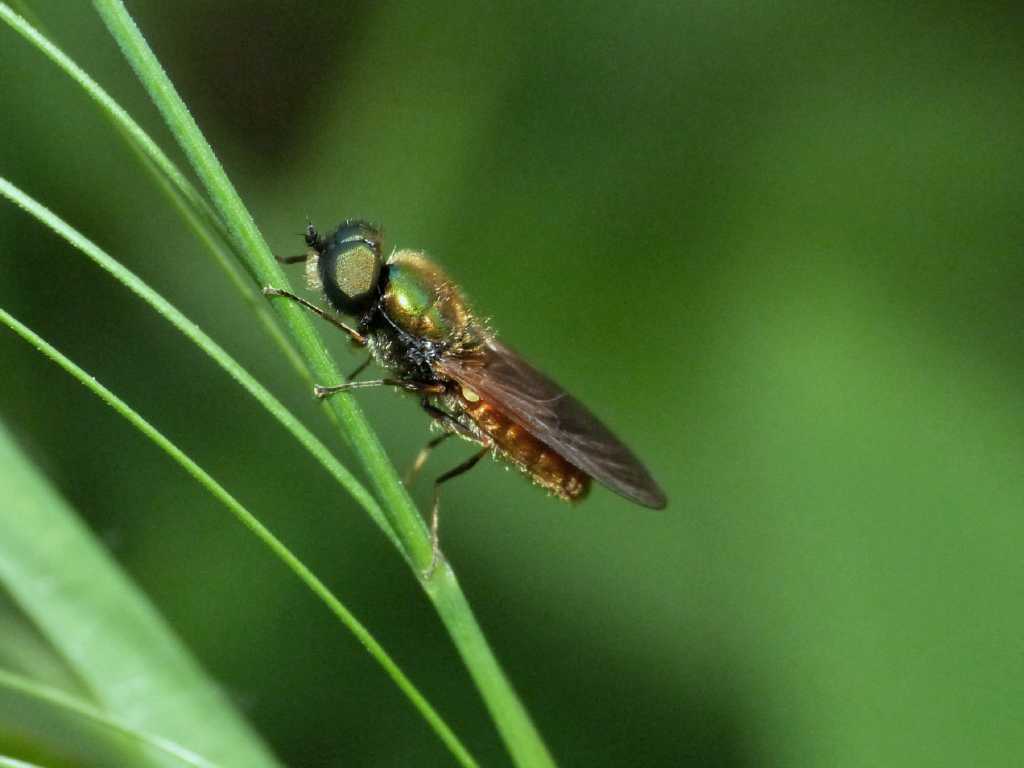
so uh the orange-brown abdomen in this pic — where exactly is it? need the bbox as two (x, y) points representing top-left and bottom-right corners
(461, 396), (590, 502)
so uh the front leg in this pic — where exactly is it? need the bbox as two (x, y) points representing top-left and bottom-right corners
(262, 286), (367, 345)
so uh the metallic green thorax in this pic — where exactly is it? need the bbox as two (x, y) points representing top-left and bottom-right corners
(381, 250), (472, 344)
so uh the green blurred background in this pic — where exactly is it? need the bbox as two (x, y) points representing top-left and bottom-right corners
(2, 1), (1023, 765)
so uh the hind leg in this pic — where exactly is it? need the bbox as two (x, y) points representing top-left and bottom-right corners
(407, 399), (477, 485)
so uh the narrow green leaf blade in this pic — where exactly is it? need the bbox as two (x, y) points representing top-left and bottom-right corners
(0, 309), (478, 768)
(0, 668), (221, 767)
(0, 756), (46, 768)
(0, 420), (280, 767)
(89, 2), (557, 764)
(0, 2), (309, 378)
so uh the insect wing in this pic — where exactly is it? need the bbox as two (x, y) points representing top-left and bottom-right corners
(437, 339), (667, 508)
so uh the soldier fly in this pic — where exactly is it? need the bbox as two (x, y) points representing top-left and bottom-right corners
(265, 219), (666, 567)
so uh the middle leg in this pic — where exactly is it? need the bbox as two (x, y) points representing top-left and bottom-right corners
(426, 442), (492, 575)
(313, 379), (446, 399)
(346, 354), (373, 381)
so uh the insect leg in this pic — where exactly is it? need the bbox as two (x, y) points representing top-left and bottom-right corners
(427, 443), (491, 575)
(346, 355), (373, 381)
(262, 287), (367, 345)
(405, 399), (478, 485)
(313, 380), (446, 399)
(420, 399), (476, 437)
(274, 254), (307, 264)
(405, 433), (453, 487)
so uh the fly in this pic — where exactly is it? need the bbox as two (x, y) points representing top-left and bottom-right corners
(265, 219), (666, 569)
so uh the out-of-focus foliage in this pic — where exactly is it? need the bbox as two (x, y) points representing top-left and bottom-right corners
(1, 1), (1022, 765)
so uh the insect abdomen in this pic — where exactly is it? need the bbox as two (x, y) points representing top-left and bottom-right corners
(461, 397), (590, 502)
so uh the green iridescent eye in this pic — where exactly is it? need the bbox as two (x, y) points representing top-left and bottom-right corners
(334, 242), (380, 300)
(316, 223), (384, 314)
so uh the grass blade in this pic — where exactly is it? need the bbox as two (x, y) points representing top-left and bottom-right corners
(0, 413), (278, 767)
(90, 1), (557, 763)
(0, 2), (307, 378)
(0, 176), (398, 551)
(0, 3), (224, 244)
(0, 669), (221, 768)
(94, 0), (431, 566)
(0, 757), (46, 768)
(0, 310), (479, 768)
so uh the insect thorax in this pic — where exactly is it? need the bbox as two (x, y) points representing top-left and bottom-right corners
(366, 324), (445, 383)
(367, 250), (489, 383)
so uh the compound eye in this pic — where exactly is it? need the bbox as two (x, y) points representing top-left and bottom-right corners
(333, 242), (381, 302)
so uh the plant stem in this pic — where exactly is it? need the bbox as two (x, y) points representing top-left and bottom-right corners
(0, 309), (478, 768)
(91, 0), (430, 567)
(0, 176), (397, 551)
(91, 2), (557, 764)
(0, 2), (308, 379)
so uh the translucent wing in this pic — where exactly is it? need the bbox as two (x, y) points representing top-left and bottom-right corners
(436, 338), (667, 509)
